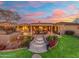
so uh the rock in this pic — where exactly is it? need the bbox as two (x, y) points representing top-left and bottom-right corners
(32, 54), (42, 58)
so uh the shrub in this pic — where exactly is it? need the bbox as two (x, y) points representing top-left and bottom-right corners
(46, 35), (58, 41)
(46, 35), (53, 41)
(0, 44), (6, 50)
(65, 30), (75, 35)
(49, 39), (58, 47)
(47, 35), (58, 49)
(20, 35), (33, 48)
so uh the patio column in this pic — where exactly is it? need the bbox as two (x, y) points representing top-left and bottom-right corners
(50, 26), (52, 34)
(30, 26), (32, 35)
(48, 26), (51, 34)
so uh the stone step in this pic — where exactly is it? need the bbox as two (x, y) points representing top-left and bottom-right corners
(30, 43), (46, 47)
(29, 35), (47, 53)
(32, 54), (42, 58)
(33, 40), (45, 44)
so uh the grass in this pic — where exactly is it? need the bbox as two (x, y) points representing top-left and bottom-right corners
(40, 35), (79, 58)
(0, 48), (32, 58)
(0, 35), (79, 58)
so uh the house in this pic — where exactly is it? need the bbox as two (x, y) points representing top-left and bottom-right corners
(55, 22), (79, 36)
(16, 22), (79, 36)
(0, 22), (79, 36)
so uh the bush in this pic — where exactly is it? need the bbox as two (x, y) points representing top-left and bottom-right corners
(47, 35), (58, 49)
(65, 30), (75, 35)
(20, 36), (33, 48)
(46, 35), (58, 41)
(46, 35), (53, 41)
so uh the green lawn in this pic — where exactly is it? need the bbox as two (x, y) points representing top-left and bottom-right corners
(0, 35), (79, 58)
(0, 48), (32, 58)
(40, 35), (79, 58)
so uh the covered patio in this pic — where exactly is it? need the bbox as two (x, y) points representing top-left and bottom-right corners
(16, 23), (59, 35)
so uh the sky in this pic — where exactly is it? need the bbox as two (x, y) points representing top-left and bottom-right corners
(0, 1), (79, 23)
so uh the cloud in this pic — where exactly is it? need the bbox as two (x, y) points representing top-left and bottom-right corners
(19, 13), (79, 23)
(0, 1), (4, 5)
(44, 13), (79, 23)
(53, 9), (65, 17)
(27, 1), (56, 8)
(19, 12), (45, 23)
(65, 4), (79, 16)
(10, 9), (16, 12)
(27, 1), (44, 8)
(13, 1), (43, 8)
(40, 1), (56, 3)
(12, 2), (28, 8)
(14, 1), (55, 8)
(18, 17), (40, 24)
(67, 4), (76, 9)
(25, 12), (45, 17)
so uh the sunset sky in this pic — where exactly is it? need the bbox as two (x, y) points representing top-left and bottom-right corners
(0, 1), (79, 23)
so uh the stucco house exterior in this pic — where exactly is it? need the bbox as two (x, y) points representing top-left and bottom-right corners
(16, 22), (79, 36)
(55, 22), (79, 36)
(0, 22), (78, 49)
(0, 22), (79, 36)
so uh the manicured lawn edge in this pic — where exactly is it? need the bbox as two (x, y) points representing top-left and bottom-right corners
(0, 48), (25, 52)
(0, 48), (33, 58)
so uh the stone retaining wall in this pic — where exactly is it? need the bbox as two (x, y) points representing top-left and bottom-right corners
(0, 32), (21, 50)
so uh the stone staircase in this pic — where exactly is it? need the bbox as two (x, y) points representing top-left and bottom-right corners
(29, 35), (47, 53)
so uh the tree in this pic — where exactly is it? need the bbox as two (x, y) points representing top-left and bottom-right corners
(0, 8), (21, 22)
(74, 18), (79, 23)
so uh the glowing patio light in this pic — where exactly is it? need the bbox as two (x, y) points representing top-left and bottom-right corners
(23, 32), (28, 36)
(39, 26), (43, 30)
(22, 26), (29, 31)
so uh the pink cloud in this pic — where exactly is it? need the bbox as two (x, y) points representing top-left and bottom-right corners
(12, 2), (28, 8)
(25, 12), (45, 17)
(10, 9), (16, 12)
(14, 1), (52, 8)
(0, 1), (4, 5)
(27, 1), (43, 8)
(45, 14), (79, 23)
(15, 4), (28, 8)
(67, 4), (76, 10)
(19, 17), (40, 23)
(20, 14), (79, 23)
(53, 9), (65, 17)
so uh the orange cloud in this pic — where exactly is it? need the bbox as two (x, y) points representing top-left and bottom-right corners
(20, 14), (79, 23)
(53, 9), (65, 17)
(46, 14), (79, 23)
